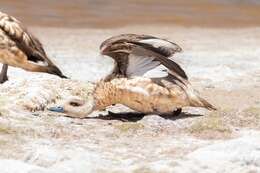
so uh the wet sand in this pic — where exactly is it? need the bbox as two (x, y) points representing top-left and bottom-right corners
(1, 0), (260, 28)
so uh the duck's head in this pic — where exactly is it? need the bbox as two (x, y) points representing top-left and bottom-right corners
(49, 96), (95, 118)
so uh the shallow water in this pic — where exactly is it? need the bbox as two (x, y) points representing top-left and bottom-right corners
(1, 0), (260, 28)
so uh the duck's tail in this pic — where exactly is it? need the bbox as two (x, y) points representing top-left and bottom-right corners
(193, 95), (217, 110)
(185, 85), (216, 111)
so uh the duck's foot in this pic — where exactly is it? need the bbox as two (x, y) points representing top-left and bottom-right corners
(0, 64), (8, 84)
(173, 108), (182, 116)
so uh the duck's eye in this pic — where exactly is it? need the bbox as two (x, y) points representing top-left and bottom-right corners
(69, 101), (82, 107)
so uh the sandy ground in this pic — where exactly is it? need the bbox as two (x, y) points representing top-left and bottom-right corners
(0, 25), (260, 172)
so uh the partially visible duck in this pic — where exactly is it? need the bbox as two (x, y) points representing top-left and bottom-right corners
(49, 34), (215, 118)
(0, 11), (67, 83)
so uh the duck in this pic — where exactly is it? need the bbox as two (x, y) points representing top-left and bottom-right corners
(49, 34), (216, 118)
(0, 11), (67, 83)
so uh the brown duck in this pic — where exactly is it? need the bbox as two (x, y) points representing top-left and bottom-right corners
(0, 11), (67, 83)
(50, 34), (215, 118)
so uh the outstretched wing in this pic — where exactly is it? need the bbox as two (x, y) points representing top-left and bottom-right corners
(100, 34), (188, 80)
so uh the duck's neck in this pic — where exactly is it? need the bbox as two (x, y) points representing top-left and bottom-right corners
(93, 81), (120, 110)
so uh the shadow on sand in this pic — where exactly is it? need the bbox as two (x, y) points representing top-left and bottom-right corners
(85, 111), (203, 122)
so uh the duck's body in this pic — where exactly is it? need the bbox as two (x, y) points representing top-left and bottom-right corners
(49, 34), (215, 118)
(0, 11), (66, 83)
(94, 77), (213, 114)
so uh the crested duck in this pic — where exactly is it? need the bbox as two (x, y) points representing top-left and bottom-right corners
(0, 11), (67, 83)
(50, 34), (216, 118)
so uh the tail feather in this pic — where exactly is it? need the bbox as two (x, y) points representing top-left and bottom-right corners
(196, 96), (217, 110)
(185, 84), (216, 110)
(48, 65), (68, 79)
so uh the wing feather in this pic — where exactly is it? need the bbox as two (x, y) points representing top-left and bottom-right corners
(138, 38), (182, 57)
(100, 34), (182, 57)
(100, 34), (187, 80)
(127, 54), (160, 76)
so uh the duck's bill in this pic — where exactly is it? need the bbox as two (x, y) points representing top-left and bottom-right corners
(48, 106), (65, 113)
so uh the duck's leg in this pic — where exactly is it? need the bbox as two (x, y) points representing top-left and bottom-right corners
(0, 64), (8, 83)
(173, 108), (182, 116)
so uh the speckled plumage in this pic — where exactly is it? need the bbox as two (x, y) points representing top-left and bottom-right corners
(0, 11), (66, 83)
